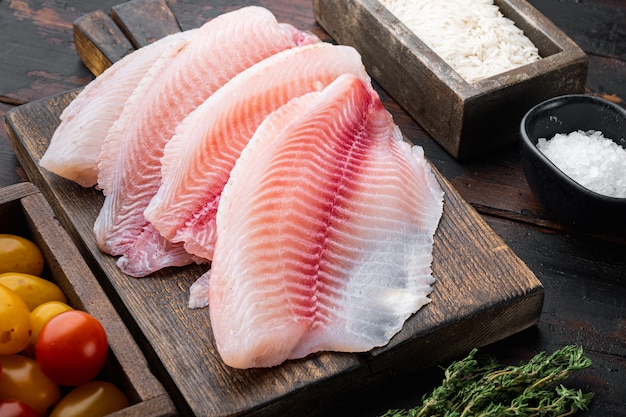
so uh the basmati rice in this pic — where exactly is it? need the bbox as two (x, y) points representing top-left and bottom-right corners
(537, 130), (626, 198)
(379, 0), (541, 83)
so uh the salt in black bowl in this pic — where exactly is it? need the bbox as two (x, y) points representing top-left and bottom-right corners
(520, 94), (626, 234)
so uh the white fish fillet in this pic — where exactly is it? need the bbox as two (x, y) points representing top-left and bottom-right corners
(144, 42), (370, 261)
(188, 270), (211, 309)
(209, 73), (444, 369)
(93, 6), (319, 277)
(39, 30), (196, 187)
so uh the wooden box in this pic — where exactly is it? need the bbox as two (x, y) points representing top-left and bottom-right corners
(0, 182), (176, 417)
(313, 0), (588, 159)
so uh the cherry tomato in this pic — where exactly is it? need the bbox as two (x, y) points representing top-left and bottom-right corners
(0, 355), (60, 415)
(49, 381), (129, 417)
(35, 311), (108, 386)
(0, 284), (32, 355)
(29, 301), (73, 346)
(0, 399), (42, 417)
(0, 234), (44, 276)
(0, 273), (66, 311)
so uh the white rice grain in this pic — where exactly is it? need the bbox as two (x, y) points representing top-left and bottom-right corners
(380, 0), (541, 83)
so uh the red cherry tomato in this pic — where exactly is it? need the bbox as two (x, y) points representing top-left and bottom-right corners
(35, 311), (108, 386)
(0, 399), (42, 417)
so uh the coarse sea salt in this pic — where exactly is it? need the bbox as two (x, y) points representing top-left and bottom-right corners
(537, 130), (626, 198)
(379, 0), (541, 83)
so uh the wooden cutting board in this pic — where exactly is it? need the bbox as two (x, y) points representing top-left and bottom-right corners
(5, 1), (544, 416)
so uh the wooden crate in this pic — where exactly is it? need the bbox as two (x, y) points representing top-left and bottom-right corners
(0, 182), (176, 417)
(313, 0), (588, 159)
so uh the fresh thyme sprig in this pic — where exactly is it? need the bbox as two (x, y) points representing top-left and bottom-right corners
(382, 345), (594, 417)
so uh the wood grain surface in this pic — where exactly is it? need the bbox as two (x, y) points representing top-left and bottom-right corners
(1, 1), (625, 416)
(4, 2), (545, 414)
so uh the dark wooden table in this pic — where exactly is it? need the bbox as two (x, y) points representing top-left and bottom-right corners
(1, 1), (624, 416)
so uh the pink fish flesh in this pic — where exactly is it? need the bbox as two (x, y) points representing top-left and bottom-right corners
(93, 6), (319, 277)
(208, 73), (444, 369)
(144, 42), (370, 261)
(39, 30), (195, 187)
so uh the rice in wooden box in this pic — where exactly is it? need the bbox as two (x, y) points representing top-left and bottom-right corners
(313, 0), (588, 159)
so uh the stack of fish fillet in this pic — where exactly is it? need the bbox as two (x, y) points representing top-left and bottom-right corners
(40, 6), (444, 369)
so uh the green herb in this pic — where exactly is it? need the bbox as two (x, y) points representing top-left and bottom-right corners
(382, 345), (594, 417)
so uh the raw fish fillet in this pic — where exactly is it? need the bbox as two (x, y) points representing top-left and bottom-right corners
(209, 73), (445, 369)
(144, 42), (370, 261)
(93, 6), (318, 277)
(188, 270), (211, 309)
(39, 30), (195, 187)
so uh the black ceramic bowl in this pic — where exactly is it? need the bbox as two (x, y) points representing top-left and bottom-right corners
(520, 94), (626, 234)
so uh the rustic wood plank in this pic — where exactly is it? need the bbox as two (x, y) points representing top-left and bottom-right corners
(73, 10), (135, 77)
(484, 215), (626, 414)
(1, 104), (28, 187)
(586, 56), (626, 105)
(111, 0), (181, 48)
(525, 0), (626, 104)
(0, 182), (39, 205)
(5, 86), (543, 416)
(161, 0), (324, 33)
(0, 0), (124, 103)
(528, 0), (626, 60)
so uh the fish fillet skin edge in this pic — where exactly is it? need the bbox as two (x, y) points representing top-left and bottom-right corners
(92, 6), (319, 277)
(39, 30), (196, 187)
(209, 73), (445, 369)
(144, 42), (370, 261)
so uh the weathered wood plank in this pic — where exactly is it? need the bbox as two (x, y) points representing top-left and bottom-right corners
(1, 104), (27, 187)
(528, 0), (626, 61)
(0, 0), (124, 102)
(73, 10), (135, 76)
(111, 0), (181, 48)
(73, 0), (182, 78)
(526, 0), (626, 105)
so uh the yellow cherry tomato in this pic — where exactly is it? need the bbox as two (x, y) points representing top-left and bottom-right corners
(0, 284), (32, 355)
(0, 272), (66, 311)
(0, 234), (44, 276)
(0, 354), (61, 415)
(30, 301), (74, 346)
(49, 381), (129, 417)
